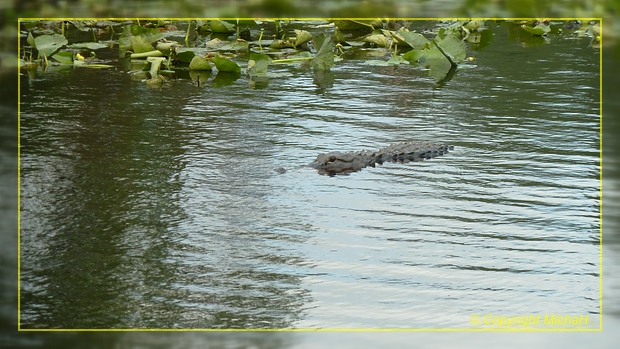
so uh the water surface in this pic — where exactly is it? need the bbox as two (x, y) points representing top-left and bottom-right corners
(19, 22), (600, 329)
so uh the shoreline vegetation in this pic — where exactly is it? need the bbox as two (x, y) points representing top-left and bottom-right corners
(18, 19), (600, 88)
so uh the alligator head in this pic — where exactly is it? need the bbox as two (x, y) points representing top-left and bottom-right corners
(309, 151), (376, 176)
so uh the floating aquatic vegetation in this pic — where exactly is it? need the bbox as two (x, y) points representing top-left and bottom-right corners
(334, 20), (379, 33)
(211, 54), (241, 73)
(119, 24), (166, 57)
(247, 53), (272, 76)
(311, 33), (334, 71)
(209, 20), (236, 34)
(521, 23), (551, 36)
(188, 55), (212, 71)
(33, 33), (67, 58)
(389, 28), (429, 50)
(19, 19), (597, 87)
(66, 42), (110, 50)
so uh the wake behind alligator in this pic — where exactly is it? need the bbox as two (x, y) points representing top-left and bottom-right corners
(281, 141), (454, 175)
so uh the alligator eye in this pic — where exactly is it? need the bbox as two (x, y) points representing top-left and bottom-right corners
(328, 156), (336, 163)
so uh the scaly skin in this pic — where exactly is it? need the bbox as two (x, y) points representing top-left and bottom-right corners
(309, 141), (454, 175)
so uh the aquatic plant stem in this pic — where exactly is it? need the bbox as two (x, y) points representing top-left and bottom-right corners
(185, 21), (191, 45)
(272, 57), (313, 63)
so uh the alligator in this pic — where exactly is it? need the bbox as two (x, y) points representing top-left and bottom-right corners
(275, 141), (454, 175)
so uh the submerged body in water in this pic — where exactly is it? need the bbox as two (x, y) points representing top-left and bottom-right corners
(308, 141), (454, 175)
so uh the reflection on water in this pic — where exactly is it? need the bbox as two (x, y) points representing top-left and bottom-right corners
(19, 23), (600, 329)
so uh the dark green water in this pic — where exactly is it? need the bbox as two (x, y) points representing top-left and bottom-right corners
(18, 21), (600, 329)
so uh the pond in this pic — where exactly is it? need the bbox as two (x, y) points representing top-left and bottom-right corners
(19, 20), (600, 329)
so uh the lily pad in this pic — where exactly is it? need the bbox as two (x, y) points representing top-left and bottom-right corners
(73, 61), (114, 69)
(130, 36), (155, 53)
(312, 33), (334, 71)
(34, 33), (68, 58)
(175, 49), (196, 63)
(189, 70), (212, 86)
(365, 56), (406, 66)
(247, 53), (272, 75)
(335, 20), (376, 32)
(423, 41), (454, 81)
(387, 55), (406, 65)
(210, 20), (235, 34)
(334, 27), (348, 45)
(435, 34), (466, 64)
(521, 23), (551, 36)
(233, 40), (250, 51)
(270, 39), (295, 49)
(463, 20), (484, 31)
(66, 42), (109, 50)
(212, 71), (240, 87)
(189, 55), (212, 71)
(389, 29), (429, 50)
(362, 32), (388, 47)
(293, 29), (312, 47)
(27, 32), (35, 48)
(119, 24), (165, 56)
(402, 49), (426, 63)
(211, 55), (240, 73)
(51, 51), (74, 64)
(205, 38), (225, 49)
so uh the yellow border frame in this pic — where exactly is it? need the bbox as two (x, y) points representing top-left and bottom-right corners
(16, 17), (603, 332)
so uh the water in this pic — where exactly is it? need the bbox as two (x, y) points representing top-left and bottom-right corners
(18, 22), (600, 329)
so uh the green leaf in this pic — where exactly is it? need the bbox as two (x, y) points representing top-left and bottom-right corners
(463, 20), (484, 31)
(424, 41), (453, 81)
(521, 24), (551, 36)
(210, 20), (235, 33)
(293, 29), (312, 48)
(33, 34), (68, 58)
(73, 61), (114, 69)
(130, 36), (155, 53)
(312, 33), (334, 71)
(362, 33), (388, 47)
(27, 32), (35, 47)
(205, 38), (224, 49)
(446, 20), (468, 31)
(211, 55), (240, 73)
(390, 29), (429, 50)
(334, 27), (347, 44)
(189, 55), (212, 71)
(247, 53), (272, 75)
(335, 20), (375, 32)
(118, 24), (164, 56)
(52, 51), (74, 64)
(387, 55), (406, 65)
(270, 39), (294, 49)
(435, 34), (466, 64)
(212, 71), (240, 87)
(237, 20), (258, 27)
(402, 49), (426, 63)
(66, 42), (109, 50)
(175, 49), (196, 63)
